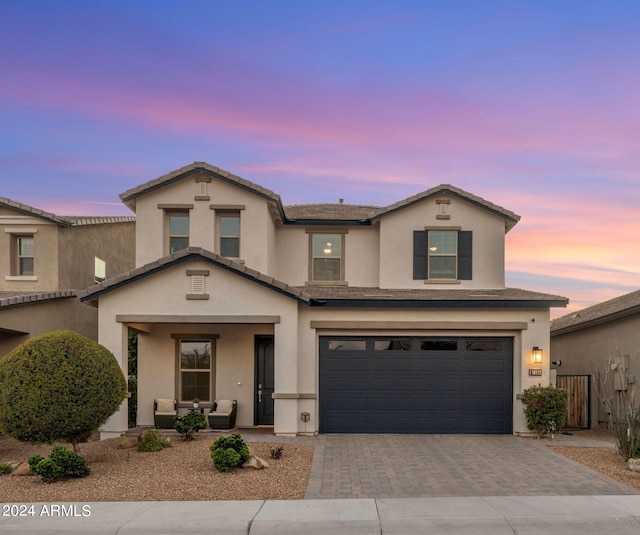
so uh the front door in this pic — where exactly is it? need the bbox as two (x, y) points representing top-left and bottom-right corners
(255, 335), (275, 425)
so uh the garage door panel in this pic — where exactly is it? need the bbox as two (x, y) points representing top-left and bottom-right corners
(320, 336), (513, 434)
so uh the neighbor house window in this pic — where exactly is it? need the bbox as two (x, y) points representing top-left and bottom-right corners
(311, 233), (343, 282)
(179, 339), (213, 403)
(413, 230), (472, 280)
(219, 213), (240, 258)
(94, 257), (106, 283)
(169, 213), (189, 254)
(17, 236), (34, 276)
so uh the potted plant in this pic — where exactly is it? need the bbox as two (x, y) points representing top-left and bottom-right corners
(192, 397), (200, 408)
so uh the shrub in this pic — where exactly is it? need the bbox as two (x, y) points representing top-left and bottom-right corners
(28, 446), (90, 483)
(210, 433), (250, 472)
(137, 429), (171, 452)
(174, 411), (207, 441)
(521, 384), (568, 438)
(0, 463), (12, 475)
(270, 445), (284, 460)
(0, 330), (127, 452)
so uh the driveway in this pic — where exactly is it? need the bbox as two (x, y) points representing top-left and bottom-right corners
(304, 434), (639, 499)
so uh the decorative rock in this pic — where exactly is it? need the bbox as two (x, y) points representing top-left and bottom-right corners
(628, 458), (640, 473)
(10, 462), (33, 476)
(242, 455), (269, 469)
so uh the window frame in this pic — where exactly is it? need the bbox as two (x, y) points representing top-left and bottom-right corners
(413, 229), (472, 281)
(308, 231), (346, 284)
(427, 230), (458, 280)
(174, 336), (217, 405)
(167, 212), (190, 255)
(218, 211), (241, 258)
(16, 235), (35, 276)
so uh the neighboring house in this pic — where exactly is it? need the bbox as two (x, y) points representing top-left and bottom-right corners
(0, 197), (135, 357)
(78, 162), (567, 438)
(551, 289), (640, 428)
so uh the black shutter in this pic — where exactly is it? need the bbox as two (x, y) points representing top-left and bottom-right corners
(458, 231), (472, 280)
(413, 230), (428, 280)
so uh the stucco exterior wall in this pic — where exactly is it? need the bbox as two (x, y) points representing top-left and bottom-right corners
(379, 196), (506, 289)
(275, 225), (380, 286)
(551, 315), (640, 427)
(0, 298), (98, 357)
(133, 175), (277, 272)
(58, 222), (135, 289)
(0, 213), (59, 291)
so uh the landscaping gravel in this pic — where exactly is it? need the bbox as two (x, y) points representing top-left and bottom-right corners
(0, 435), (314, 502)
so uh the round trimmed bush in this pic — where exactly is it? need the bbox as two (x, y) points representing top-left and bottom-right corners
(0, 330), (127, 450)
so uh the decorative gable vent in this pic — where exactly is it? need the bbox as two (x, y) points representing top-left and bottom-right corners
(198, 181), (208, 196)
(436, 198), (451, 220)
(186, 269), (210, 300)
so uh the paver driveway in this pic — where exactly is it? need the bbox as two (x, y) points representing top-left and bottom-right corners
(304, 434), (639, 499)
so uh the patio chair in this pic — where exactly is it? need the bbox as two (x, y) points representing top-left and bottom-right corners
(207, 399), (237, 429)
(154, 398), (177, 429)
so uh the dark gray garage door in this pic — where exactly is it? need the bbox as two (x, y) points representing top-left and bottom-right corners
(319, 336), (513, 434)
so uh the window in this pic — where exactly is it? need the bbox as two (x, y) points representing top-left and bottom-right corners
(16, 236), (34, 276)
(169, 213), (189, 254)
(219, 213), (240, 258)
(413, 230), (472, 280)
(428, 231), (457, 279)
(311, 233), (343, 282)
(179, 340), (213, 402)
(94, 257), (106, 283)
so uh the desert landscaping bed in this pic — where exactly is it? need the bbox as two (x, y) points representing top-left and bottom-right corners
(0, 435), (314, 502)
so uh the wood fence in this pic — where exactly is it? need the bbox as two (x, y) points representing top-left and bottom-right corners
(556, 375), (590, 428)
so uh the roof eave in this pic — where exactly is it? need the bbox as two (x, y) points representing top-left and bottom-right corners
(311, 299), (567, 309)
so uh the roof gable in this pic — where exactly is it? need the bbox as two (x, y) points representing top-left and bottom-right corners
(371, 184), (521, 231)
(0, 196), (70, 226)
(78, 247), (311, 305)
(119, 162), (285, 217)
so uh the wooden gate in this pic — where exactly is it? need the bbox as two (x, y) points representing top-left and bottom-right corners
(556, 375), (590, 429)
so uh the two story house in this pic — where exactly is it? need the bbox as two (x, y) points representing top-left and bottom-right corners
(0, 197), (135, 357)
(79, 162), (567, 437)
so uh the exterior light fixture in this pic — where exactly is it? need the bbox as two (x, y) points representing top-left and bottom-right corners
(551, 360), (562, 367)
(532, 346), (543, 364)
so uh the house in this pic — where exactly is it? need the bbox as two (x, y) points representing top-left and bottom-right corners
(78, 162), (567, 437)
(0, 197), (135, 357)
(551, 289), (640, 428)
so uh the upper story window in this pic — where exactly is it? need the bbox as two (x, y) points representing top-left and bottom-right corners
(169, 213), (189, 254)
(311, 233), (343, 282)
(413, 229), (472, 281)
(16, 236), (34, 276)
(219, 213), (240, 258)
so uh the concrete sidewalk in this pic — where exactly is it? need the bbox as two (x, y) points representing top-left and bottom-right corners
(2, 496), (640, 534)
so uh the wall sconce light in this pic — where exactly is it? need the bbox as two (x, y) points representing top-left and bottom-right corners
(532, 346), (543, 364)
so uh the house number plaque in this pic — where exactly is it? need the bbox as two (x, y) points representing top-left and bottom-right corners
(528, 369), (543, 376)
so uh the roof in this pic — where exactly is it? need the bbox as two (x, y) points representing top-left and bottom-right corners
(0, 290), (77, 309)
(551, 288), (640, 335)
(119, 162), (520, 231)
(78, 247), (311, 305)
(300, 285), (567, 308)
(0, 196), (135, 227)
(78, 247), (567, 309)
(119, 162), (283, 215)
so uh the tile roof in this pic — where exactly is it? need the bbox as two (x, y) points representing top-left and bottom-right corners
(551, 288), (640, 335)
(299, 285), (568, 307)
(0, 197), (135, 226)
(78, 247), (311, 304)
(0, 290), (76, 308)
(284, 204), (379, 222)
(0, 196), (71, 226)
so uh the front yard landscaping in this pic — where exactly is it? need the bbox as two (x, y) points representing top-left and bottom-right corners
(0, 434), (314, 502)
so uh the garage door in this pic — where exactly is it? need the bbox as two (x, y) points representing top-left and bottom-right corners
(319, 336), (513, 434)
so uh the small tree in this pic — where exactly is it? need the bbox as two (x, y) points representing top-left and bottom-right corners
(521, 384), (568, 438)
(597, 347), (640, 461)
(0, 330), (127, 452)
(174, 411), (206, 441)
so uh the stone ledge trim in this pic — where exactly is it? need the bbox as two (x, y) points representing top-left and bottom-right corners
(116, 314), (281, 324)
(186, 294), (210, 300)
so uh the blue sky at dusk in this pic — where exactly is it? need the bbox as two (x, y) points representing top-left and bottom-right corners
(1, 1), (639, 316)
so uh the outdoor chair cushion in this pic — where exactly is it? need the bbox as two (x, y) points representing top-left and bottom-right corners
(155, 399), (176, 413)
(213, 399), (234, 415)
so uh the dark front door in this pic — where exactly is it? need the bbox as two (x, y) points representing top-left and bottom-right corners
(255, 335), (275, 425)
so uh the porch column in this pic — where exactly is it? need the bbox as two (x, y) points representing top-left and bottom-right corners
(99, 320), (129, 439)
(273, 319), (299, 435)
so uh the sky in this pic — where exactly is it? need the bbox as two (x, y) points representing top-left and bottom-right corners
(1, 1), (639, 318)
